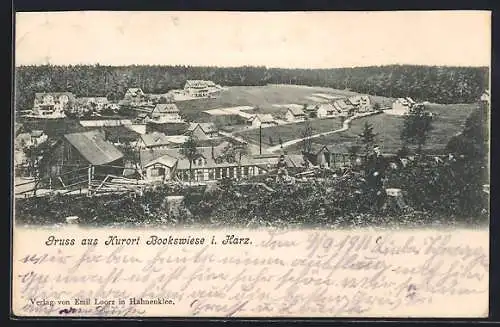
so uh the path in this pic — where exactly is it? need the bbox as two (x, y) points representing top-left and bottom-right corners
(265, 111), (382, 153)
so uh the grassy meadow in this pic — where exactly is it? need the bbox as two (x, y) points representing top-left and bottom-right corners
(286, 103), (479, 154)
(235, 118), (343, 147)
(177, 84), (393, 122)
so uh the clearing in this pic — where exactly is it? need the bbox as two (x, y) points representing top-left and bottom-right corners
(177, 84), (393, 122)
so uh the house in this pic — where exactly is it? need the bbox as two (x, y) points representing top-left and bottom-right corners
(149, 103), (183, 123)
(124, 88), (145, 101)
(247, 114), (277, 128)
(333, 99), (356, 116)
(33, 92), (75, 117)
(184, 80), (221, 98)
(38, 130), (124, 184)
(348, 95), (372, 112)
(139, 144), (303, 183)
(186, 123), (219, 140)
(391, 97), (415, 114)
(140, 152), (178, 183)
(316, 103), (337, 118)
(285, 107), (307, 122)
(303, 144), (333, 168)
(481, 90), (490, 104)
(29, 130), (48, 147)
(137, 132), (170, 150)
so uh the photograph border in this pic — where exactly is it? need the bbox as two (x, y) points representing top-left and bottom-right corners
(8, 0), (498, 325)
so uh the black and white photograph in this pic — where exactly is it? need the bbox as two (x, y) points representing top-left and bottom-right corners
(12, 11), (490, 318)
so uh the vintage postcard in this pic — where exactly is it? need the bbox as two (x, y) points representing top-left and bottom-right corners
(12, 11), (490, 318)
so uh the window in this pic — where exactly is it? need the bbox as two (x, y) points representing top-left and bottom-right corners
(150, 167), (165, 177)
(215, 168), (221, 179)
(243, 166), (249, 177)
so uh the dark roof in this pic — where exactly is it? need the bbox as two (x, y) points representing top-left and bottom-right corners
(102, 125), (141, 143)
(152, 103), (180, 114)
(309, 144), (330, 154)
(187, 122), (218, 134)
(34, 92), (76, 102)
(140, 132), (170, 147)
(64, 130), (123, 165)
(248, 114), (275, 123)
(288, 107), (306, 116)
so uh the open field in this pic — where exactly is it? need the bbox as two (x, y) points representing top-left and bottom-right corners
(286, 103), (479, 154)
(177, 84), (393, 122)
(234, 118), (343, 147)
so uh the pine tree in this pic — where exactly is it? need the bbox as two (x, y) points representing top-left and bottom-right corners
(358, 122), (377, 156)
(401, 104), (433, 153)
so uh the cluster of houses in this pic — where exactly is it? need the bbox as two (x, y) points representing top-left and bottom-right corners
(284, 94), (374, 123)
(25, 79), (223, 120)
(27, 123), (307, 187)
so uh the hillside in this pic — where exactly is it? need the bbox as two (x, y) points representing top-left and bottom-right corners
(15, 64), (488, 111)
(285, 103), (479, 154)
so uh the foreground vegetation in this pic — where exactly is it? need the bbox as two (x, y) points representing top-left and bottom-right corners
(15, 152), (489, 228)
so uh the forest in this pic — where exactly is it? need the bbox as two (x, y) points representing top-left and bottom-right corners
(15, 64), (489, 111)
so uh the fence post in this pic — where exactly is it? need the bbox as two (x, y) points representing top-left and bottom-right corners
(87, 165), (93, 197)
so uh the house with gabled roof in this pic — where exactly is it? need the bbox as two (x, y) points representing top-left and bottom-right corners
(247, 114), (277, 128)
(481, 90), (490, 103)
(348, 95), (372, 112)
(149, 103), (183, 123)
(285, 107), (307, 122)
(316, 103), (337, 118)
(137, 132), (170, 150)
(186, 122), (219, 140)
(392, 97), (415, 114)
(303, 144), (333, 168)
(38, 130), (124, 184)
(138, 143), (305, 184)
(124, 88), (145, 99)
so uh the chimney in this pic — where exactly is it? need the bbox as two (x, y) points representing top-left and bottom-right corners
(211, 145), (215, 160)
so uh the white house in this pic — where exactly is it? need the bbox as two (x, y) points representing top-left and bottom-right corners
(149, 104), (183, 123)
(33, 92), (75, 117)
(481, 90), (490, 104)
(285, 107), (307, 122)
(247, 114), (278, 128)
(184, 80), (221, 97)
(391, 97), (415, 114)
(316, 103), (337, 118)
(142, 154), (178, 183)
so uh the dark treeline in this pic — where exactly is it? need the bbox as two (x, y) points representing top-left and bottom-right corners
(15, 64), (489, 110)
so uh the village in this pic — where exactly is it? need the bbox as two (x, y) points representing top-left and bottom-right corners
(12, 72), (491, 230)
(14, 79), (412, 198)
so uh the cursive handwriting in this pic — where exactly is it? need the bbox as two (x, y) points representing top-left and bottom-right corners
(13, 229), (488, 317)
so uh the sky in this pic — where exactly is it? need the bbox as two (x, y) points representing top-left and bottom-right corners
(14, 11), (491, 68)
